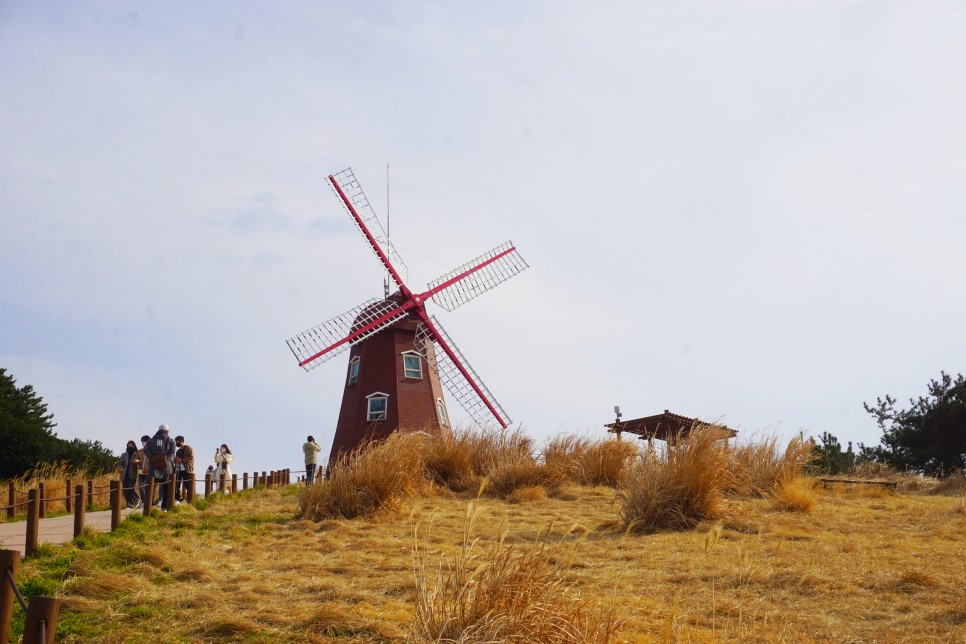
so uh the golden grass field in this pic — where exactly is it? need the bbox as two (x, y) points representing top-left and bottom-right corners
(8, 430), (966, 642)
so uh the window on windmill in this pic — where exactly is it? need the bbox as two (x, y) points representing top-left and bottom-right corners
(402, 353), (423, 379)
(436, 398), (449, 428)
(347, 357), (360, 385)
(367, 396), (388, 422)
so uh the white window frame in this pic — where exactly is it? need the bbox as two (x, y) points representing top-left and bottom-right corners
(436, 398), (449, 428)
(401, 351), (423, 379)
(347, 357), (360, 386)
(366, 392), (389, 422)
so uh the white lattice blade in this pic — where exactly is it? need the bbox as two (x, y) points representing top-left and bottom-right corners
(329, 168), (409, 283)
(287, 298), (407, 371)
(415, 316), (511, 427)
(427, 241), (528, 312)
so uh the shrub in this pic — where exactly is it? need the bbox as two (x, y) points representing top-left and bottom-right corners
(543, 435), (638, 487)
(618, 425), (733, 532)
(299, 432), (432, 520)
(412, 510), (620, 643)
(730, 434), (813, 497)
(771, 478), (817, 513)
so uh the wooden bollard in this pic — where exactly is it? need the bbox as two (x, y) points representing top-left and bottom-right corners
(64, 479), (72, 513)
(23, 596), (59, 644)
(231, 474), (238, 493)
(37, 483), (46, 519)
(25, 489), (40, 557)
(187, 476), (195, 503)
(165, 477), (175, 510)
(204, 474), (212, 498)
(0, 549), (19, 643)
(143, 479), (155, 517)
(261, 471), (267, 487)
(217, 473), (226, 494)
(73, 485), (85, 538)
(6, 481), (13, 519)
(243, 473), (249, 490)
(87, 480), (93, 509)
(110, 481), (121, 531)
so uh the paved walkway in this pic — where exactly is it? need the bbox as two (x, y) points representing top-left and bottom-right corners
(0, 508), (138, 558)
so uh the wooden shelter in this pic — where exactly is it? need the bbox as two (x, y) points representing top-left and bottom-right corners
(605, 409), (737, 443)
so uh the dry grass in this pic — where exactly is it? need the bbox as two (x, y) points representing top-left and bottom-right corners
(731, 433), (814, 497)
(618, 425), (734, 532)
(3, 461), (115, 518)
(300, 432), (433, 520)
(10, 471), (966, 642)
(543, 435), (639, 487)
(412, 504), (619, 642)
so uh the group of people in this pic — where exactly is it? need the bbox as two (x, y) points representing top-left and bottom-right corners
(118, 424), (234, 509)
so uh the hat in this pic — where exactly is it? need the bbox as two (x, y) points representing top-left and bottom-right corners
(159, 424), (170, 432)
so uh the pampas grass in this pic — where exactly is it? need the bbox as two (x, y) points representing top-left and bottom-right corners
(300, 432), (432, 520)
(543, 435), (638, 487)
(618, 425), (733, 532)
(412, 506), (619, 643)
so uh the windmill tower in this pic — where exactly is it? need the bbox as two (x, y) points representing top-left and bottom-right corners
(286, 168), (528, 463)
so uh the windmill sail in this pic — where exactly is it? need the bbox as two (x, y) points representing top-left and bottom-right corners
(328, 168), (409, 286)
(287, 298), (408, 370)
(415, 315), (511, 428)
(426, 241), (528, 312)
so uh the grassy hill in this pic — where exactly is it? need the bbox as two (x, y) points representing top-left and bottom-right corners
(8, 430), (966, 642)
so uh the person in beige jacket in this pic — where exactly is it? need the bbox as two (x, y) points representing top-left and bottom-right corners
(303, 435), (322, 484)
(214, 444), (233, 493)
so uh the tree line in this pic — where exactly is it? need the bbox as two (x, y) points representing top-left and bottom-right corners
(0, 367), (117, 479)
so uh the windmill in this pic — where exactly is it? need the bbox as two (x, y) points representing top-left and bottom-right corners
(286, 168), (528, 463)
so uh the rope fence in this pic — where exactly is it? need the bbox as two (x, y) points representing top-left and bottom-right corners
(0, 467), (305, 641)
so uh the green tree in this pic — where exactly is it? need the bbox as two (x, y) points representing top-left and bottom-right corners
(863, 371), (966, 476)
(0, 367), (117, 478)
(811, 432), (856, 475)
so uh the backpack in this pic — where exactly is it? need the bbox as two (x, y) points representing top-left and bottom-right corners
(149, 451), (168, 470)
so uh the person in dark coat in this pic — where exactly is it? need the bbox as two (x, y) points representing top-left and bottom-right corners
(143, 424), (177, 509)
(174, 435), (194, 503)
(118, 440), (141, 508)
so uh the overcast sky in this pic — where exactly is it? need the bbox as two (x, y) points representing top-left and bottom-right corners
(2, 2), (964, 475)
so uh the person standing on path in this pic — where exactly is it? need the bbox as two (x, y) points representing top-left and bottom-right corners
(214, 444), (233, 493)
(303, 435), (322, 485)
(119, 440), (141, 508)
(174, 435), (194, 503)
(144, 424), (177, 509)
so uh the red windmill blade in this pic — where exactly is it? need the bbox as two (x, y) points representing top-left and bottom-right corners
(286, 298), (408, 370)
(415, 315), (511, 427)
(287, 167), (527, 454)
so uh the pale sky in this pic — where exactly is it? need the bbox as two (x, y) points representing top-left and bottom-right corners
(2, 2), (964, 475)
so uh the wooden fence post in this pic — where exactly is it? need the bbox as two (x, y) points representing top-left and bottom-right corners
(73, 485), (85, 538)
(64, 479), (72, 514)
(217, 473), (226, 494)
(6, 481), (13, 520)
(143, 479), (155, 517)
(25, 490), (39, 557)
(0, 549), (19, 643)
(23, 596), (59, 644)
(204, 474), (212, 498)
(186, 476), (195, 503)
(243, 473), (249, 491)
(261, 471), (267, 487)
(164, 477), (175, 510)
(110, 481), (121, 531)
(37, 483), (46, 519)
(231, 474), (238, 493)
(87, 480), (93, 509)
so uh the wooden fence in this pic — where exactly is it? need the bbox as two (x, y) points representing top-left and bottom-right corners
(0, 468), (296, 641)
